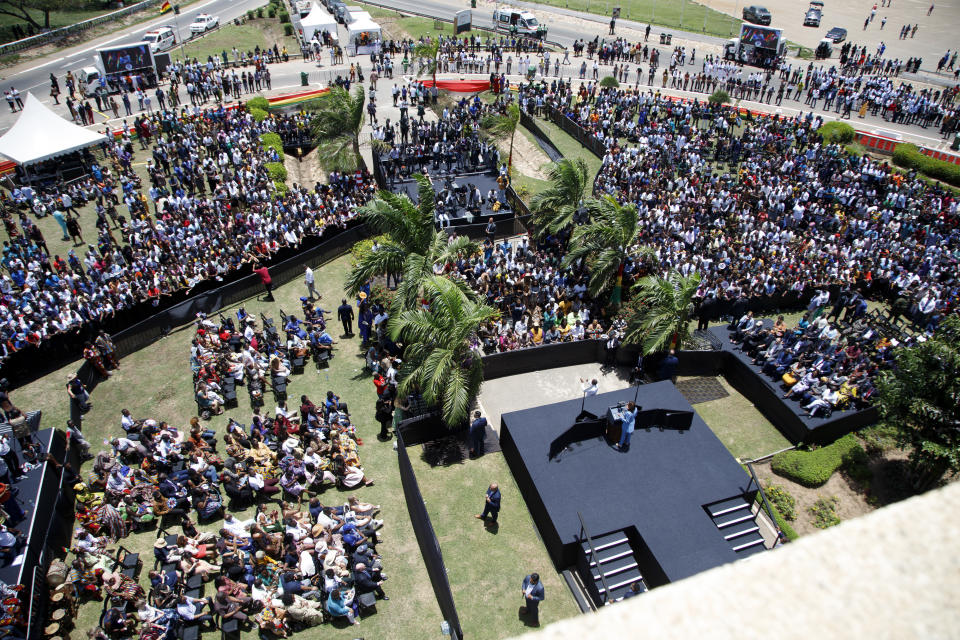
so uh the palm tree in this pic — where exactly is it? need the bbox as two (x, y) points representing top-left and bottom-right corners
(481, 103), (521, 172)
(562, 194), (656, 302)
(347, 174), (479, 310)
(389, 276), (499, 427)
(530, 158), (590, 238)
(623, 270), (702, 355)
(413, 37), (441, 87)
(308, 85), (365, 172)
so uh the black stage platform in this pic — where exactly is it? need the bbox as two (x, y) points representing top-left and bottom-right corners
(387, 172), (513, 228)
(708, 326), (877, 443)
(500, 382), (759, 587)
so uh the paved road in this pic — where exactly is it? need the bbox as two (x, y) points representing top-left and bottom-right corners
(0, 0), (264, 131)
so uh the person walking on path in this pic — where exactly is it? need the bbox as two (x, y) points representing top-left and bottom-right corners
(337, 298), (354, 336)
(253, 262), (273, 302)
(304, 266), (317, 301)
(475, 483), (500, 523)
(520, 573), (544, 624)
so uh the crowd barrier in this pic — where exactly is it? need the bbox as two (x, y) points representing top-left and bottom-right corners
(395, 423), (463, 640)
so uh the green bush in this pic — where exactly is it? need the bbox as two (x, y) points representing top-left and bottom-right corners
(771, 435), (864, 487)
(246, 9), (254, 19)
(248, 107), (268, 122)
(267, 7), (276, 18)
(279, 11), (290, 23)
(808, 496), (841, 529)
(708, 89), (730, 105)
(273, 181), (288, 195)
(257, 7), (264, 18)
(765, 485), (797, 521)
(892, 143), (960, 187)
(265, 161), (288, 183)
(818, 121), (856, 145)
(284, 23), (294, 36)
(260, 132), (284, 156)
(598, 75), (619, 88)
(769, 500), (798, 541)
(348, 234), (389, 267)
(246, 96), (270, 111)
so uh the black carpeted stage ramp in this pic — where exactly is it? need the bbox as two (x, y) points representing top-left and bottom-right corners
(708, 326), (877, 444)
(500, 382), (767, 605)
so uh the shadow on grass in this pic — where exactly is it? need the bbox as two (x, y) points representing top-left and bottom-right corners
(420, 435), (469, 467)
(518, 606), (540, 627)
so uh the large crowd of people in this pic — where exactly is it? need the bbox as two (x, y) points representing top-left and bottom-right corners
(0, 104), (375, 363)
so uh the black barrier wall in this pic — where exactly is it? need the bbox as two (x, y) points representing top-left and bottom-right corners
(395, 427), (463, 640)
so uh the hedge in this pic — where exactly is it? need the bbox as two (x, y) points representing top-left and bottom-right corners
(770, 434), (864, 487)
(892, 143), (960, 187)
(708, 89), (730, 105)
(265, 161), (288, 182)
(599, 75), (619, 88)
(818, 121), (855, 144)
(249, 107), (268, 123)
(246, 96), (270, 111)
(260, 132), (284, 156)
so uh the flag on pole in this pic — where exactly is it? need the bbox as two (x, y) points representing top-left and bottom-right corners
(160, 1), (172, 13)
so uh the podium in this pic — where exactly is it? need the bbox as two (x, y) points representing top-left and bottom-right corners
(605, 406), (627, 445)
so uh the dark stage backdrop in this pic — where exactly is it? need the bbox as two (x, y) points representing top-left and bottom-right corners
(395, 428), (463, 640)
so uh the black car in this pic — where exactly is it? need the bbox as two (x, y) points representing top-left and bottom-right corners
(742, 5), (772, 25)
(825, 26), (847, 43)
(804, 1), (824, 26)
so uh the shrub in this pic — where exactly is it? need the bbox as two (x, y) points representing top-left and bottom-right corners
(284, 23), (294, 36)
(246, 9), (255, 19)
(818, 121), (855, 145)
(273, 181), (288, 195)
(246, 96), (270, 111)
(268, 7), (276, 18)
(599, 75), (619, 88)
(892, 143), (960, 187)
(770, 501), (799, 541)
(348, 235), (388, 267)
(279, 11), (290, 23)
(771, 434), (863, 487)
(708, 89), (730, 105)
(248, 107), (268, 122)
(843, 445), (873, 486)
(260, 132), (284, 156)
(764, 485), (797, 521)
(256, 7), (264, 18)
(265, 161), (288, 183)
(808, 496), (841, 529)
(368, 283), (397, 309)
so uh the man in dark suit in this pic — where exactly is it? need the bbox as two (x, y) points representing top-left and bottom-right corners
(469, 411), (488, 457)
(520, 573), (544, 622)
(354, 563), (388, 600)
(337, 299), (355, 336)
(657, 349), (680, 382)
(475, 483), (500, 522)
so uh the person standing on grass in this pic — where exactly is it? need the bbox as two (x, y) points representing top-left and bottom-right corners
(469, 410), (488, 457)
(304, 266), (317, 301)
(337, 298), (354, 336)
(253, 262), (274, 302)
(475, 482), (500, 523)
(520, 573), (544, 624)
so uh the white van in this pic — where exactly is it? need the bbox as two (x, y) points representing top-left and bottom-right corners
(492, 7), (546, 37)
(142, 26), (176, 53)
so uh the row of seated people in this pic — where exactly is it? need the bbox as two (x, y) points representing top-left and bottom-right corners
(730, 310), (897, 417)
(191, 303), (337, 415)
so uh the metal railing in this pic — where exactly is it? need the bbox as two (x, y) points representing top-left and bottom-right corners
(745, 461), (782, 548)
(0, 0), (163, 57)
(578, 511), (613, 605)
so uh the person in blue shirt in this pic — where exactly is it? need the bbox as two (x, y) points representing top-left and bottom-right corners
(468, 410), (488, 457)
(614, 401), (638, 451)
(520, 572), (545, 621)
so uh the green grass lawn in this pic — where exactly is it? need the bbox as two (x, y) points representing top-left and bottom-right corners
(533, 0), (741, 38)
(172, 19), (298, 64)
(17, 253), (449, 639)
(410, 450), (580, 638)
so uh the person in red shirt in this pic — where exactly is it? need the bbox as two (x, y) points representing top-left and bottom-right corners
(253, 262), (274, 302)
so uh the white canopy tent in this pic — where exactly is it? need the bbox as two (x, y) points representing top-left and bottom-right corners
(0, 93), (107, 166)
(300, 3), (338, 43)
(347, 17), (381, 54)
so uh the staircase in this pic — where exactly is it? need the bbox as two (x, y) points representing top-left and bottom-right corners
(706, 497), (767, 557)
(577, 529), (646, 605)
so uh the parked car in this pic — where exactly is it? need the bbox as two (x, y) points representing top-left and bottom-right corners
(803, 1), (823, 27)
(825, 26), (847, 43)
(742, 5), (772, 25)
(189, 13), (219, 34)
(142, 26), (176, 52)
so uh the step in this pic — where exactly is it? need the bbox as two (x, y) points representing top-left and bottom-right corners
(580, 532), (629, 554)
(587, 547), (634, 567)
(724, 526), (760, 541)
(715, 513), (756, 529)
(590, 553), (640, 579)
(736, 539), (768, 558)
(708, 498), (752, 518)
(732, 535), (766, 553)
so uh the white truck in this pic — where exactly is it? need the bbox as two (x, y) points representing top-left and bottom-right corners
(723, 23), (786, 69)
(492, 7), (547, 39)
(78, 42), (158, 97)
